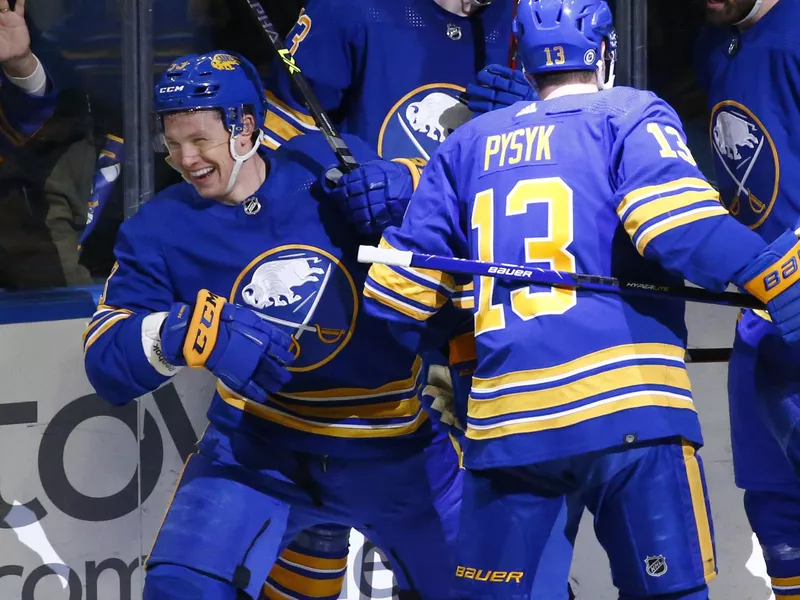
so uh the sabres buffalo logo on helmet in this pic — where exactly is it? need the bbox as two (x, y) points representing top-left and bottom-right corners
(210, 53), (241, 71)
(710, 101), (779, 229)
(231, 246), (357, 372)
(377, 84), (472, 160)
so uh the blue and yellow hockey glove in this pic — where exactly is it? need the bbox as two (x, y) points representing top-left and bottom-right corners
(160, 290), (294, 402)
(734, 229), (800, 346)
(323, 159), (420, 237)
(465, 64), (538, 116)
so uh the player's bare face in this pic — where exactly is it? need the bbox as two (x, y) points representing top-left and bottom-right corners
(163, 110), (233, 199)
(705, 0), (757, 25)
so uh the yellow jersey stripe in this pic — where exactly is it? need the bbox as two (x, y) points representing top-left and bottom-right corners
(473, 343), (685, 391)
(83, 313), (131, 352)
(466, 391), (695, 440)
(268, 563), (344, 598)
(363, 282), (434, 321)
(280, 357), (422, 400)
(265, 111), (304, 143)
(368, 263), (449, 311)
(218, 384), (429, 438)
(635, 206), (730, 255)
(617, 177), (713, 216)
(379, 238), (456, 291)
(279, 549), (348, 572)
(266, 90), (318, 129)
(469, 364), (691, 419)
(622, 190), (722, 239)
(453, 296), (475, 310)
(682, 442), (716, 583)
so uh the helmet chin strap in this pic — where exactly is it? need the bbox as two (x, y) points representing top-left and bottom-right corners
(734, 0), (763, 26)
(223, 128), (264, 195)
(595, 55), (616, 90)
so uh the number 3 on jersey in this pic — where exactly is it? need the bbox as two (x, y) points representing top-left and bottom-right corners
(471, 177), (577, 336)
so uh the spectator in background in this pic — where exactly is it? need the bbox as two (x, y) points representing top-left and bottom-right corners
(0, 0), (94, 289)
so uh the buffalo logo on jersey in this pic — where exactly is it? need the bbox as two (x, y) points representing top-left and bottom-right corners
(710, 101), (779, 228)
(377, 84), (472, 160)
(230, 246), (358, 372)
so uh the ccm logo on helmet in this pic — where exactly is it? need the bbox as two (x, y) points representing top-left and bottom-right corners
(159, 85), (185, 93)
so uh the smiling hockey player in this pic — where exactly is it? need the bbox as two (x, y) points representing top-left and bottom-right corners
(82, 50), (467, 600)
(363, 0), (800, 597)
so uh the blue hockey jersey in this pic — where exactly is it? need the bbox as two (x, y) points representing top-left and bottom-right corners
(364, 86), (769, 469)
(83, 133), (451, 459)
(264, 0), (514, 160)
(0, 68), (58, 155)
(696, 0), (800, 243)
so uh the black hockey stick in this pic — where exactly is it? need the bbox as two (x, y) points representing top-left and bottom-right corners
(242, 0), (359, 174)
(358, 245), (766, 310)
(685, 348), (732, 363)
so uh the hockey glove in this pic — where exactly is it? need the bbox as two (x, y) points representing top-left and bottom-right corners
(160, 289), (294, 402)
(323, 159), (419, 236)
(465, 64), (538, 116)
(422, 364), (464, 438)
(733, 229), (800, 346)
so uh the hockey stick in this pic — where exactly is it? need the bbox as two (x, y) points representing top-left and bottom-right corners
(358, 245), (765, 310)
(685, 347), (732, 364)
(508, 0), (519, 70)
(241, 0), (359, 173)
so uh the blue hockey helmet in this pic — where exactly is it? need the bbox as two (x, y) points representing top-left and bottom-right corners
(154, 51), (268, 137)
(513, 0), (617, 89)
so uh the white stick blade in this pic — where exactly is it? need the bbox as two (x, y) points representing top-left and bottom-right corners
(357, 245), (413, 267)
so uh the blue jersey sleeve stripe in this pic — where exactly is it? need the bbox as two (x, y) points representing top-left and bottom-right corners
(634, 205), (731, 254)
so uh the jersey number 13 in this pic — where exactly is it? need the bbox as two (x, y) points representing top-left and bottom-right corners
(471, 177), (577, 336)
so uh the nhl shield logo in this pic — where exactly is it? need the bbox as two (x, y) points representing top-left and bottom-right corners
(446, 23), (462, 40)
(709, 100), (779, 229)
(644, 555), (668, 577)
(243, 196), (261, 215)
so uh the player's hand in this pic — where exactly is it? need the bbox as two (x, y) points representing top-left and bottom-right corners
(734, 229), (800, 346)
(160, 289), (294, 401)
(322, 159), (416, 237)
(465, 64), (538, 116)
(0, 0), (34, 78)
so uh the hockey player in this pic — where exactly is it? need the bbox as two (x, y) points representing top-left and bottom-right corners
(83, 51), (463, 600)
(264, 0), (519, 238)
(362, 0), (800, 597)
(263, 2), (579, 597)
(696, 0), (800, 597)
